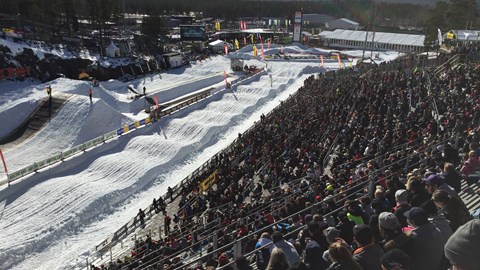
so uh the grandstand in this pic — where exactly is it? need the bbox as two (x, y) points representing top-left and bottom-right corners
(87, 50), (480, 270)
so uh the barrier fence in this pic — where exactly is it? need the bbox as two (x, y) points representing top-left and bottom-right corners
(6, 131), (118, 182)
(4, 68), (269, 187)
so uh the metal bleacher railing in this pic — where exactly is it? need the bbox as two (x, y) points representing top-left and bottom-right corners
(169, 54), (470, 270)
(88, 51), (469, 268)
(173, 136), (457, 270)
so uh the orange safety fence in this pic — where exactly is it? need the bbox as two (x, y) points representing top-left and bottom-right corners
(0, 67), (32, 80)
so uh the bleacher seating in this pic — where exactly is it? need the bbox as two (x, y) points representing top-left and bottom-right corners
(90, 49), (480, 270)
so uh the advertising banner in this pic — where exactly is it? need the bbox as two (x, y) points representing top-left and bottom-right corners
(199, 170), (219, 192)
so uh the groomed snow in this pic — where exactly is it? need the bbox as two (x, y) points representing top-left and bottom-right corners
(0, 46), (402, 270)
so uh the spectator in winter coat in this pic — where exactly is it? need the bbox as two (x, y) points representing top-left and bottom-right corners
(255, 232), (274, 270)
(322, 227), (342, 264)
(327, 241), (363, 270)
(137, 208), (145, 225)
(392, 189), (411, 228)
(352, 224), (384, 270)
(378, 212), (411, 253)
(236, 256), (253, 270)
(380, 249), (411, 270)
(442, 163), (462, 193)
(267, 247), (289, 270)
(303, 239), (328, 270)
(369, 199), (384, 242)
(335, 211), (356, 245)
(407, 180), (430, 207)
(432, 189), (472, 232)
(272, 231), (301, 267)
(307, 220), (329, 251)
(424, 174), (457, 197)
(345, 200), (365, 225)
(360, 196), (374, 221)
(460, 151), (480, 185)
(403, 207), (444, 270)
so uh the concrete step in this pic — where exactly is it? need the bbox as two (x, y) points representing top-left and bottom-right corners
(459, 180), (480, 212)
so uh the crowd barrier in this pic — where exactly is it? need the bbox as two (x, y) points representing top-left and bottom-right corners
(5, 70), (271, 186)
(0, 66), (32, 80)
(6, 131), (118, 182)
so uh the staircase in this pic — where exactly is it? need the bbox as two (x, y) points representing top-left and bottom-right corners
(0, 93), (71, 148)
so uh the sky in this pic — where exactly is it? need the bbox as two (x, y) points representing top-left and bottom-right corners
(0, 41), (402, 269)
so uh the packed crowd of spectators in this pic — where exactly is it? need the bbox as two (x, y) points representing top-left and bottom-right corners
(92, 54), (480, 270)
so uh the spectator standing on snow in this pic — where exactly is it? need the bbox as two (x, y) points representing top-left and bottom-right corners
(88, 88), (93, 103)
(137, 208), (145, 226)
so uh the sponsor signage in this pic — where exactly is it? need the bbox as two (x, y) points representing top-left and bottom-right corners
(180, 25), (206, 41)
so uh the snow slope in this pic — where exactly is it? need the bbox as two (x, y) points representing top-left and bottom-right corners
(0, 48), (401, 270)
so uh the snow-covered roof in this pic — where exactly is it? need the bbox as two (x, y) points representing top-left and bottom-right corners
(338, 18), (359, 25)
(241, 28), (275, 34)
(448, 30), (480, 41)
(209, 39), (226, 46)
(320, 29), (425, 46)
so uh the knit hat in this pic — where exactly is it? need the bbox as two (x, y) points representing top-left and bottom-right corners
(395, 189), (408, 203)
(404, 207), (428, 226)
(305, 240), (323, 269)
(444, 219), (480, 269)
(378, 212), (400, 230)
(424, 174), (444, 186)
(381, 249), (411, 270)
(323, 226), (340, 243)
(218, 253), (229, 264)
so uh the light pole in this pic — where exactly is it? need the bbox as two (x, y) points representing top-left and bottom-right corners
(361, 0), (377, 60)
(370, 0), (377, 58)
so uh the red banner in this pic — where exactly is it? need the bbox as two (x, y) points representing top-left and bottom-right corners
(224, 44), (228, 55)
(320, 55), (324, 67)
(261, 43), (265, 60)
(0, 148), (8, 174)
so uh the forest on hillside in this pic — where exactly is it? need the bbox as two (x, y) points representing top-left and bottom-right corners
(0, 0), (477, 45)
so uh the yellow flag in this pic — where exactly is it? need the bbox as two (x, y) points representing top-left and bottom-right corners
(235, 39), (239, 50)
(251, 35), (254, 44)
(253, 45), (258, 56)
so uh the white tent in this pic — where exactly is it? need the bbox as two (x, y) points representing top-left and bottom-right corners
(320, 29), (425, 53)
(208, 39), (232, 53)
(106, 41), (120, 58)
